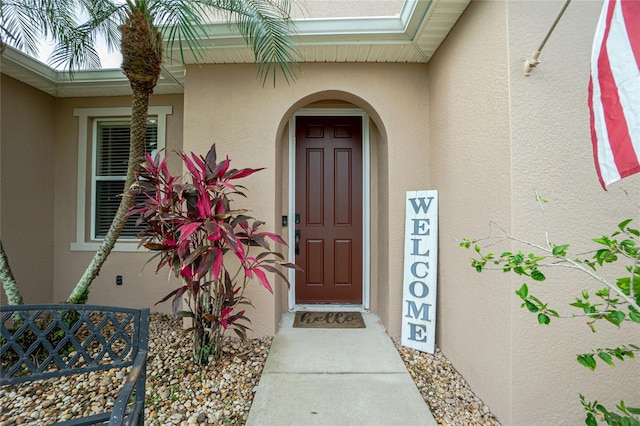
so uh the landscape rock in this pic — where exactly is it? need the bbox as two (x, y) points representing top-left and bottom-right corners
(394, 339), (501, 426)
(0, 313), (271, 426)
(0, 313), (501, 425)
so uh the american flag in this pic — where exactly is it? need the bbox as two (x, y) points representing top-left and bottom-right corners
(588, 0), (640, 189)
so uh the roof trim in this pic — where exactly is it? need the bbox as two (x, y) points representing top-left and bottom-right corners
(1, 0), (469, 97)
(179, 0), (433, 49)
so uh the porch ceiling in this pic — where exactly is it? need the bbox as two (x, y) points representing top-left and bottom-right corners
(0, 0), (469, 98)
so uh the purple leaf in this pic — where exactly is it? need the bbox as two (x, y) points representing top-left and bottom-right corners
(226, 167), (265, 180)
(156, 285), (187, 306)
(171, 290), (184, 314)
(182, 154), (200, 178)
(205, 144), (217, 169)
(191, 152), (206, 175)
(210, 157), (230, 179)
(178, 222), (201, 241)
(217, 181), (237, 191)
(196, 250), (215, 280)
(253, 268), (273, 293)
(212, 249), (223, 280)
(197, 192), (211, 218)
(262, 232), (288, 246)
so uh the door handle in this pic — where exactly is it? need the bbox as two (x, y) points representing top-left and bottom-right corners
(295, 229), (301, 255)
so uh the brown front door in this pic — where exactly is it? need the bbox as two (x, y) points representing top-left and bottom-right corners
(295, 116), (363, 304)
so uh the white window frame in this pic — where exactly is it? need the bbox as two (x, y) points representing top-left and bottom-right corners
(71, 106), (172, 252)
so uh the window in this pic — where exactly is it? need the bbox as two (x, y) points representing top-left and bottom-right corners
(93, 119), (157, 239)
(72, 107), (172, 251)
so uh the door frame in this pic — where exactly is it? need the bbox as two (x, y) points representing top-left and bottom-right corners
(287, 108), (371, 311)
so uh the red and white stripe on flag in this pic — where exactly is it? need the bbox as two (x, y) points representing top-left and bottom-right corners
(588, 0), (640, 189)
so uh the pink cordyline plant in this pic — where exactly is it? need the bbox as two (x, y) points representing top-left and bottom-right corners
(128, 144), (297, 363)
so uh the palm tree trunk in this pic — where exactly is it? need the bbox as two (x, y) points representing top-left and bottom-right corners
(0, 240), (24, 306)
(66, 89), (150, 304)
(66, 9), (161, 305)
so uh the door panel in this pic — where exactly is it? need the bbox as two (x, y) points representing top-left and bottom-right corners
(295, 116), (363, 304)
(306, 239), (324, 285)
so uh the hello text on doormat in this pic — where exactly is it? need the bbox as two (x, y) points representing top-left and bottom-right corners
(293, 312), (366, 329)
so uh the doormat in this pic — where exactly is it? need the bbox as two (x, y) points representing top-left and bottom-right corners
(293, 311), (366, 329)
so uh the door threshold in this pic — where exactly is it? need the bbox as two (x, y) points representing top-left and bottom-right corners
(292, 304), (368, 312)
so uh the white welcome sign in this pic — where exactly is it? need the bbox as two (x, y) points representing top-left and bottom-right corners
(401, 190), (438, 354)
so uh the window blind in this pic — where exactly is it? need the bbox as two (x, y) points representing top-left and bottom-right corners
(94, 120), (157, 239)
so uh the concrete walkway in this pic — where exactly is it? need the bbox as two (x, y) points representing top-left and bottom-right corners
(246, 312), (437, 426)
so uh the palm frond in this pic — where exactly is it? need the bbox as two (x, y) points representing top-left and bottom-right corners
(79, 0), (128, 54)
(3, 0), (299, 83)
(38, 0), (76, 40)
(0, 4), (39, 54)
(0, 0), (75, 55)
(150, 0), (213, 65)
(49, 27), (101, 70)
(49, 0), (126, 71)
(191, 0), (301, 86)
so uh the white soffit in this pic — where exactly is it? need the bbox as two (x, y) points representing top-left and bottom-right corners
(1, 0), (469, 97)
(183, 0), (470, 63)
(0, 47), (185, 97)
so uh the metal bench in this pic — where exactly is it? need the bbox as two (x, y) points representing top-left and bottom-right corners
(0, 304), (149, 426)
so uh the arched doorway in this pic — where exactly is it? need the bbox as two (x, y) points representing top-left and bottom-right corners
(287, 107), (371, 310)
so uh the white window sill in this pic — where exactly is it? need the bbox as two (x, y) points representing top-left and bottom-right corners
(71, 241), (148, 252)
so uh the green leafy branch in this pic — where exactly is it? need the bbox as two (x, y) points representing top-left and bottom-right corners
(460, 195), (639, 425)
(515, 283), (559, 325)
(581, 395), (640, 426)
(577, 344), (639, 371)
(459, 217), (640, 325)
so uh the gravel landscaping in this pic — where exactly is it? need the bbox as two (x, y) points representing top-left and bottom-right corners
(1, 313), (500, 425)
(393, 340), (501, 426)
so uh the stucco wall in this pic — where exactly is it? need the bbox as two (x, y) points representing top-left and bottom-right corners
(1, 75), (56, 305)
(183, 62), (430, 336)
(5, 2), (636, 422)
(428, 1), (513, 422)
(52, 94), (185, 311)
(507, 1), (640, 424)
(430, 0), (640, 424)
